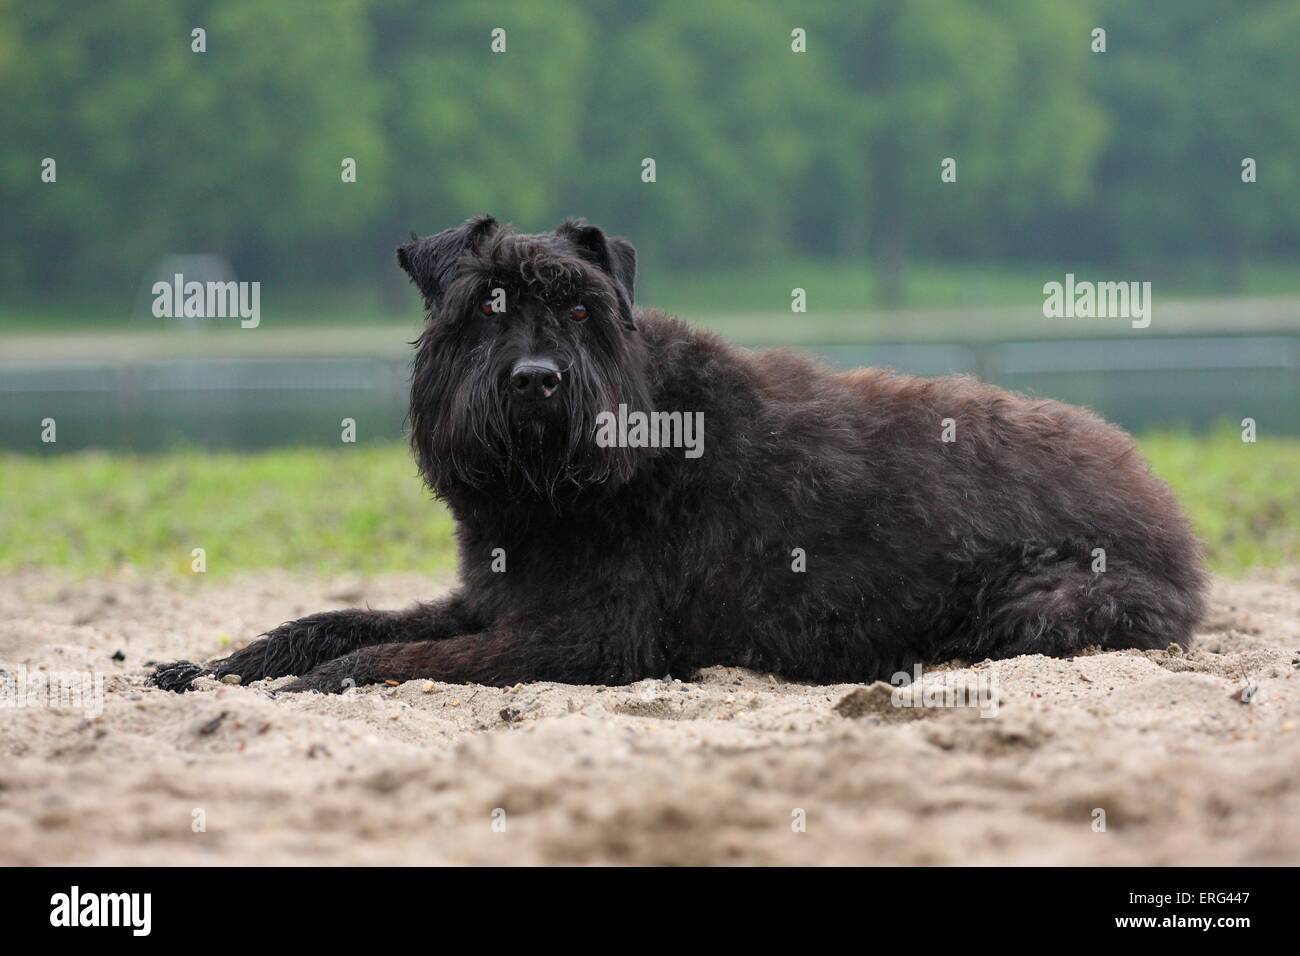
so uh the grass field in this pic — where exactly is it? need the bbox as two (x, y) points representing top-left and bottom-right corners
(1, 432), (1296, 577)
(3, 258), (1299, 334)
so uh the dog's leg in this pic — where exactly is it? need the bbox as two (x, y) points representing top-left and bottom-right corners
(277, 623), (650, 694)
(150, 593), (481, 692)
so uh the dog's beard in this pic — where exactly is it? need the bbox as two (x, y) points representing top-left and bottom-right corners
(412, 345), (648, 505)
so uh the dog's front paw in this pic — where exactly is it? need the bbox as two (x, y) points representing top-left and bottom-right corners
(276, 652), (364, 695)
(149, 660), (209, 693)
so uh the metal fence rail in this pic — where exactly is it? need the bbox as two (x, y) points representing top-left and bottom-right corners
(2, 334), (1297, 451)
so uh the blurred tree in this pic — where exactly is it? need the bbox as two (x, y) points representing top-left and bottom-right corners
(0, 0), (1295, 310)
(0, 0), (385, 301)
(0, 0), (197, 293)
(562, 0), (825, 274)
(804, 0), (1105, 305)
(367, 0), (592, 307)
(1085, 0), (1300, 287)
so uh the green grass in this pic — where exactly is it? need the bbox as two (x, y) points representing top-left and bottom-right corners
(0, 445), (457, 577)
(1140, 431), (1300, 574)
(648, 258), (1300, 314)
(4, 258), (1299, 334)
(0, 433), (1295, 577)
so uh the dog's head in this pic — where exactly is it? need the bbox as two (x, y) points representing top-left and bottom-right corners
(400, 216), (652, 503)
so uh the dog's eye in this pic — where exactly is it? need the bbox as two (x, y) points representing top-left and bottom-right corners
(570, 304), (589, 322)
(479, 297), (497, 317)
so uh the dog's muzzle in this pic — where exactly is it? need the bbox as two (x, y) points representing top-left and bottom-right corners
(509, 357), (562, 401)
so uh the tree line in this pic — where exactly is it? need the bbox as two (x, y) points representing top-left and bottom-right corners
(1, 0), (1296, 307)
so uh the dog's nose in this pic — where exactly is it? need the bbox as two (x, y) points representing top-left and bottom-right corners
(509, 358), (562, 401)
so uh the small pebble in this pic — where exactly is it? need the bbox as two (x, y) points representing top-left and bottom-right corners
(221, 674), (242, 685)
(197, 711), (227, 735)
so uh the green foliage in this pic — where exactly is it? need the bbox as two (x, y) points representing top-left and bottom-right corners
(0, 0), (1296, 305)
(571, 2), (826, 266)
(1, 435), (1295, 576)
(371, 1), (591, 232)
(1087, 0), (1300, 274)
(0, 0), (386, 291)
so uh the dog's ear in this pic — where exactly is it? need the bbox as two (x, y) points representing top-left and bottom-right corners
(398, 215), (499, 307)
(556, 218), (637, 331)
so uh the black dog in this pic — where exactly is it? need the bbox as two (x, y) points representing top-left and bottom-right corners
(153, 215), (1205, 695)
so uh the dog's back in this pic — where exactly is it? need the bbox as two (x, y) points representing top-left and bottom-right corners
(632, 309), (1205, 681)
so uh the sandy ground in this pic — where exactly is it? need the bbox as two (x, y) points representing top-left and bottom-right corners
(1, 568), (1297, 866)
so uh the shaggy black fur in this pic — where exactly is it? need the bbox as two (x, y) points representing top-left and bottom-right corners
(152, 215), (1206, 695)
